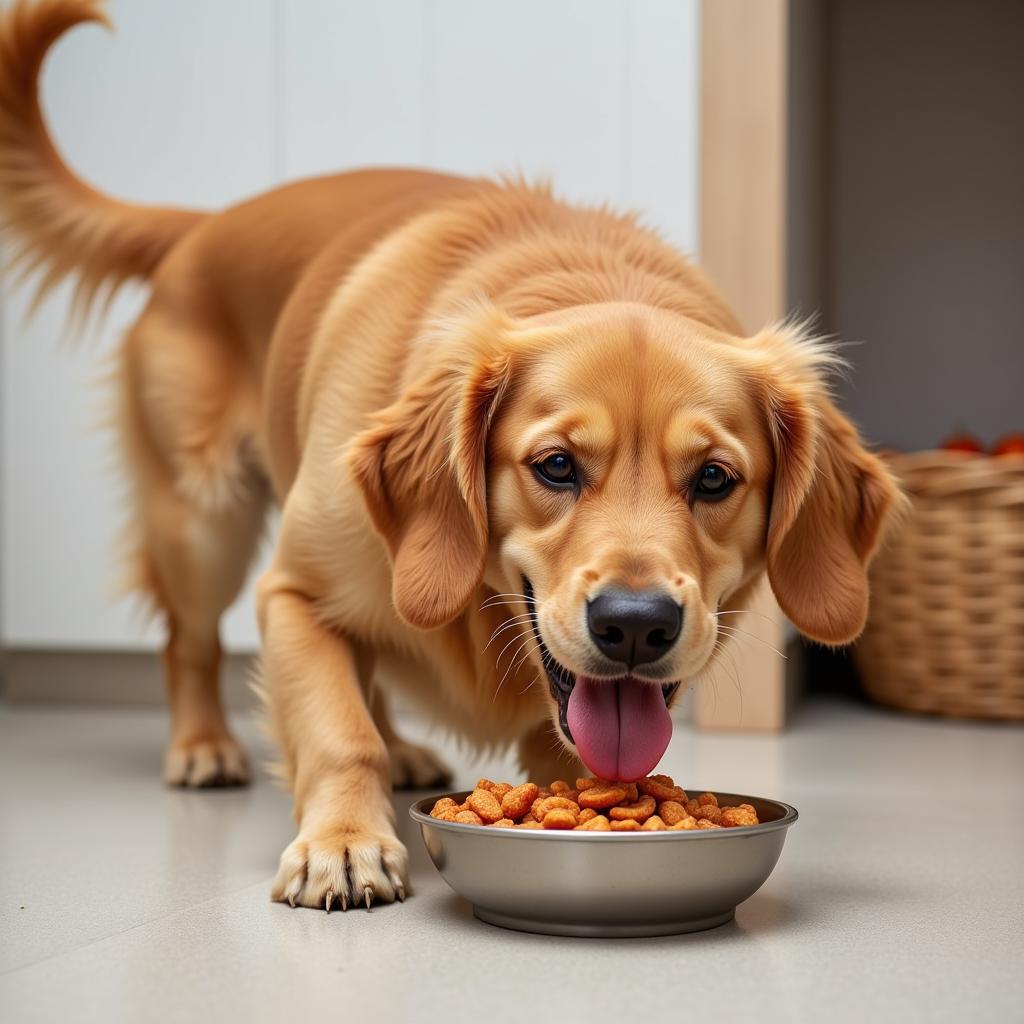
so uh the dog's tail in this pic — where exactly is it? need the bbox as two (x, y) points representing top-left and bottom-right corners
(0, 0), (207, 319)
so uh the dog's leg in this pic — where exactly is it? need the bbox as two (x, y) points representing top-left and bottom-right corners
(118, 314), (267, 787)
(259, 580), (407, 909)
(517, 720), (582, 783)
(154, 497), (266, 788)
(369, 689), (452, 790)
(133, 473), (267, 788)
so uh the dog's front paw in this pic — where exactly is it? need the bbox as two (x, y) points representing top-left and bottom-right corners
(271, 826), (409, 910)
(164, 733), (250, 788)
(388, 738), (453, 789)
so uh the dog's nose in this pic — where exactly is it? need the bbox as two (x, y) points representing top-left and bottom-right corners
(586, 589), (682, 669)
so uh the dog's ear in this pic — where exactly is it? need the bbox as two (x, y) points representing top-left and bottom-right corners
(749, 324), (906, 645)
(346, 305), (515, 629)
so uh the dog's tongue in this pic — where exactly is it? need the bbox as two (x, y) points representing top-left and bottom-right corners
(567, 676), (673, 782)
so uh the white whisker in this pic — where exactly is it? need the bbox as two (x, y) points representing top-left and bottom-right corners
(494, 635), (540, 700)
(510, 638), (542, 678)
(518, 671), (542, 696)
(712, 609), (781, 626)
(707, 650), (720, 716)
(482, 614), (535, 651)
(716, 624), (788, 660)
(717, 639), (745, 721)
(703, 638), (743, 723)
(479, 591), (531, 610)
(493, 625), (532, 670)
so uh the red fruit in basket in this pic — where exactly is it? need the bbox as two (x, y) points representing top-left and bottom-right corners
(992, 433), (1024, 456)
(940, 431), (984, 454)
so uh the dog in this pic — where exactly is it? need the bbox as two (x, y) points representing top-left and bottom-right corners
(0, 0), (902, 910)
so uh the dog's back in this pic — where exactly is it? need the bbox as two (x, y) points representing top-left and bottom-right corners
(0, 0), (489, 491)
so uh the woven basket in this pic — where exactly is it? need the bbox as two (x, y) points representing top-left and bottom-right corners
(854, 450), (1024, 721)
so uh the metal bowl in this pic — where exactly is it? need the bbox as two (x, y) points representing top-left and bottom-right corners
(410, 790), (798, 937)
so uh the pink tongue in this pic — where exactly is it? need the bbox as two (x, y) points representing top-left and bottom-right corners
(566, 676), (673, 782)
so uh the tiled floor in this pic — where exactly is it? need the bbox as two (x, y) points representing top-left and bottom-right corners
(1, 697), (1021, 1023)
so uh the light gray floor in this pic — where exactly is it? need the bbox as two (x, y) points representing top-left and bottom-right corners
(0, 698), (1021, 1024)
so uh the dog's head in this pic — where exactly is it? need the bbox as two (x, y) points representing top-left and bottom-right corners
(349, 301), (902, 779)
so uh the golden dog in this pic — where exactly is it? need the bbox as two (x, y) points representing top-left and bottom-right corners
(0, 0), (901, 910)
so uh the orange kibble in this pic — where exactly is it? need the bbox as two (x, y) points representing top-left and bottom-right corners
(668, 815), (699, 830)
(534, 796), (581, 822)
(658, 800), (688, 826)
(467, 787), (504, 824)
(427, 772), (759, 835)
(542, 808), (578, 830)
(575, 814), (612, 831)
(609, 794), (657, 823)
(638, 775), (685, 802)
(500, 782), (539, 821)
(429, 797), (459, 818)
(720, 806), (759, 828)
(695, 804), (723, 825)
(578, 784), (628, 810)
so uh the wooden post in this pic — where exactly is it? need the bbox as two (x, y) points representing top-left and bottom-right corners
(696, 0), (795, 730)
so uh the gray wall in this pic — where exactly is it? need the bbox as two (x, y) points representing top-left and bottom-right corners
(827, 0), (1024, 450)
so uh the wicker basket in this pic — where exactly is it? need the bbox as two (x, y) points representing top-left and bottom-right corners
(853, 450), (1024, 720)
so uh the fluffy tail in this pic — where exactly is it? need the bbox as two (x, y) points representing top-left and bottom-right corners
(0, 0), (207, 318)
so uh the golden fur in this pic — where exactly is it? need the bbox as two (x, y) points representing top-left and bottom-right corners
(0, 0), (903, 909)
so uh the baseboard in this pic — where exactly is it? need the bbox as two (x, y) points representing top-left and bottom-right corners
(0, 648), (260, 709)
(0, 647), (699, 725)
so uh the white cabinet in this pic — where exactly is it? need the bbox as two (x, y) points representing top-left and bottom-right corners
(1, 0), (699, 652)
(1, 0), (278, 651)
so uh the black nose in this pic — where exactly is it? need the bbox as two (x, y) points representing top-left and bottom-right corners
(586, 589), (683, 669)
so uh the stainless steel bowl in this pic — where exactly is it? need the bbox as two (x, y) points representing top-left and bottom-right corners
(410, 790), (798, 937)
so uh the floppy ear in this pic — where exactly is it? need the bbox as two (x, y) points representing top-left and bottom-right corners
(752, 324), (906, 645)
(346, 306), (515, 629)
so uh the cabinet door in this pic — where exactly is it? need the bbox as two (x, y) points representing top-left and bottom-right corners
(281, 0), (699, 246)
(1, 0), (277, 650)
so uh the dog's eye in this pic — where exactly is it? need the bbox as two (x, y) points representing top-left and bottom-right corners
(693, 462), (735, 501)
(534, 452), (577, 489)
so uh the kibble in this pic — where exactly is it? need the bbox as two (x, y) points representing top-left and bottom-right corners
(429, 774), (761, 832)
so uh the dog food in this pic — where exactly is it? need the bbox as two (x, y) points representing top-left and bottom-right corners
(429, 774), (761, 831)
